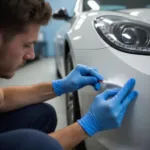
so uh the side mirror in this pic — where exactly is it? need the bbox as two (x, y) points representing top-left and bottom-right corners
(52, 8), (71, 21)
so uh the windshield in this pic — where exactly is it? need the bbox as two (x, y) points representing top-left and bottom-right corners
(83, 0), (150, 11)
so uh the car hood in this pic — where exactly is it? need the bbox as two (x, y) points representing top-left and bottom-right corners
(67, 8), (150, 50)
(91, 8), (150, 24)
(119, 8), (150, 23)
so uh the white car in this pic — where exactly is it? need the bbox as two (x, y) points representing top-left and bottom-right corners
(53, 0), (150, 150)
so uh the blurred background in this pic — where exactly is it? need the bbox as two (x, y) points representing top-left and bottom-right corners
(39, 0), (76, 57)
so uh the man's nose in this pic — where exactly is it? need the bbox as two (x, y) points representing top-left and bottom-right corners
(24, 48), (35, 60)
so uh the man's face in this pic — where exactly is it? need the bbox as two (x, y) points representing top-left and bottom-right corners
(0, 24), (40, 79)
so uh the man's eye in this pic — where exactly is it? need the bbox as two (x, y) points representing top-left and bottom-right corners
(24, 45), (31, 48)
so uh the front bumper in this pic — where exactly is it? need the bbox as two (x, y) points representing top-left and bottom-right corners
(73, 47), (150, 150)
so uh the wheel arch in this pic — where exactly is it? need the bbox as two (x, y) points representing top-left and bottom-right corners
(64, 39), (76, 69)
(64, 40), (70, 64)
(64, 40), (86, 150)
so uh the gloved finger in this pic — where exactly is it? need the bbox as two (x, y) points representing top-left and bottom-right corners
(121, 90), (138, 109)
(99, 88), (120, 100)
(84, 67), (104, 81)
(76, 64), (88, 71)
(82, 77), (97, 86)
(118, 108), (126, 123)
(93, 82), (101, 91)
(93, 68), (99, 72)
(113, 78), (136, 104)
(93, 68), (102, 83)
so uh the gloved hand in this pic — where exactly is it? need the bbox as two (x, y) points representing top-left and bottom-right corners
(52, 64), (103, 96)
(77, 78), (138, 136)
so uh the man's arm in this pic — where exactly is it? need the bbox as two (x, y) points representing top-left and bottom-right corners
(50, 123), (88, 150)
(0, 82), (56, 112)
(0, 65), (103, 112)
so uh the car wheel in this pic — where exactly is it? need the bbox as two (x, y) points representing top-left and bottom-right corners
(65, 52), (86, 150)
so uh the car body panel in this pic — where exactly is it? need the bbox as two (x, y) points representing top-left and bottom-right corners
(54, 23), (71, 76)
(120, 8), (150, 21)
(54, 1), (150, 149)
(73, 47), (150, 150)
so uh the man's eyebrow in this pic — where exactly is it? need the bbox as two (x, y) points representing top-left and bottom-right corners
(26, 41), (37, 44)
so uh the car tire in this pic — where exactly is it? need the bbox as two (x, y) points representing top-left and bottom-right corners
(56, 68), (62, 79)
(65, 52), (86, 150)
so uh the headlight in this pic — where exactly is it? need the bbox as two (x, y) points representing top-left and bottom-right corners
(94, 15), (150, 55)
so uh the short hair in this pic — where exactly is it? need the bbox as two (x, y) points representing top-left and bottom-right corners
(0, 0), (52, 41)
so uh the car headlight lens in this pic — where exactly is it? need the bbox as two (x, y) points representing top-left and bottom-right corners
(94, 15), (150, 55)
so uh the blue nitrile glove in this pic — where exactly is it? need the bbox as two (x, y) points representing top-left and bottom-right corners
(77, 78), (138, 136)
(52, 64), (103, 96)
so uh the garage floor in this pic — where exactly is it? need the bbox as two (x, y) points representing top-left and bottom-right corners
(0, 58), (67, 130)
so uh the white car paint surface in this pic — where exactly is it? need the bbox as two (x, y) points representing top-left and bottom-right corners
(54, 0), (150, 149)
